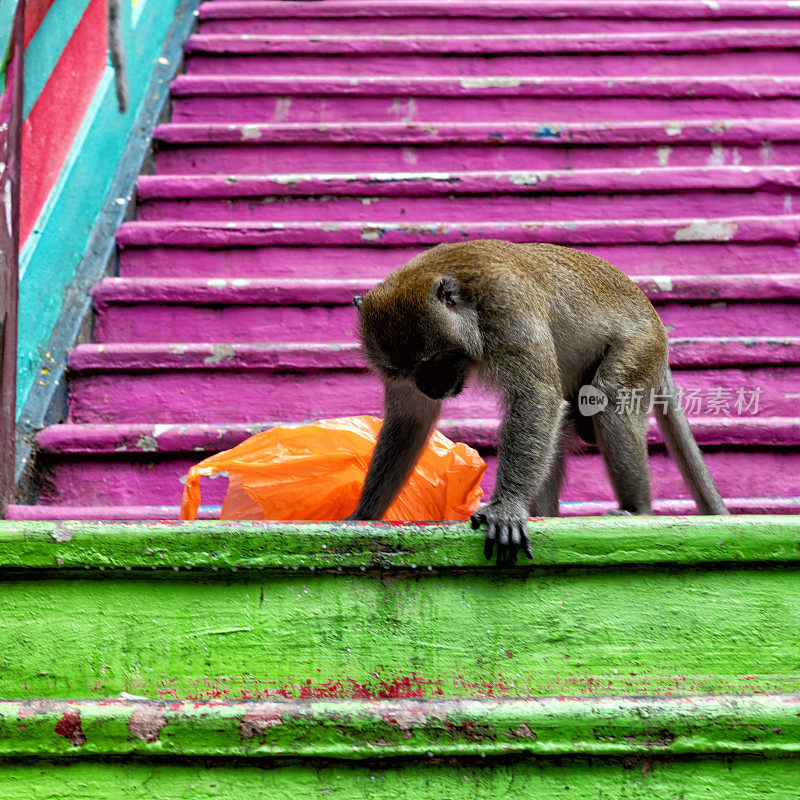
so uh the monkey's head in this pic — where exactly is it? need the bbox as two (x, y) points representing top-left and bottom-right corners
(353, 272), (481, 401)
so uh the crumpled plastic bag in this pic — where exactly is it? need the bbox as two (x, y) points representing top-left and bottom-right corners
(180, 416), (485, 521)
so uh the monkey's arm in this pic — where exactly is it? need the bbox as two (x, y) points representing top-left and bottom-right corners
(472, 382), (566, 565)
(348, 381), (442, 520)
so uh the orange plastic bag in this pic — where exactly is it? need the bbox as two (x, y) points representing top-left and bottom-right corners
(180, 416), (485, 521)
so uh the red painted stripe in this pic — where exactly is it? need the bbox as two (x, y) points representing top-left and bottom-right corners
(24, 0), (59, 49)
(20, 0), (107, 244)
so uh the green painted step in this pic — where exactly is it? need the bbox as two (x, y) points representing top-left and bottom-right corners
(1, 517), (798, 701)
(1, 517), (798, 797)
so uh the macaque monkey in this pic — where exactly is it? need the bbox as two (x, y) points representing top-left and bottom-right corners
(348, 240), (728, 565)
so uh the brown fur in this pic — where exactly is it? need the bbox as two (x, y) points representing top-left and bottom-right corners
(350, 240), (728, 564)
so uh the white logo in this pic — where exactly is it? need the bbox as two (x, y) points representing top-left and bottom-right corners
(578, 385), (608, 416)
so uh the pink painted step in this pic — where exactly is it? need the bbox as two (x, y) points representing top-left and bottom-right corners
(183, 32), (800, 77)
(116, 217), (800, 248)
(117, 238), (800, 279)
(137, 167), (800, 200)
(168, 75), (800, 124)
(196, 1), (800, 37)
(90, 276), (800, 342)
(152, 120), (800, 174)
(65, 339), (799, 424)
(136, 168), (800, 223)
(31, 418), (800, 507)
(136, 190), (796, 224)
(9, 496), (799, 521)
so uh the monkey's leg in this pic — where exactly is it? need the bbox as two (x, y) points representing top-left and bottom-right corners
(473, 387), (567, 565)
(593, 407), (652, 514)
(590, 336), (665, 515)
(348, 381), (441, 520)
(529, 438), (565, 517)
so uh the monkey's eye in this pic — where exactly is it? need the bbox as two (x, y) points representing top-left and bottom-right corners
(419, 355), (434, 364)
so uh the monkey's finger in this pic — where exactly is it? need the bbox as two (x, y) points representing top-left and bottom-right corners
(471, 512), (485, 530)
(497, 522), (510, 548)
(510, 524), (522, 547)
(484, 535), (494, 561)
(522, 532), (534, 561)
(507, 543), (519, 566)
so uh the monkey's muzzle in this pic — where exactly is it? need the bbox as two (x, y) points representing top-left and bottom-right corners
(414, 358), (466, 400)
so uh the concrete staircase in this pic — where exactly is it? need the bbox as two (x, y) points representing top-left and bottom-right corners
(9, 0), (800, 517)
(3, 4), (799, 794)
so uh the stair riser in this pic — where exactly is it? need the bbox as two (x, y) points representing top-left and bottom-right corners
(67, 366), (798, 424)
(137, 190), (799, 223)
(155, 143), (800, 174)
(171, 96), (800, 124)
(37, 448), (799, 507)
(93, 301), (800, 343)
(197, 18), (800, 36)
(185, 51), (800, 77)
(117, 243), (800, 279)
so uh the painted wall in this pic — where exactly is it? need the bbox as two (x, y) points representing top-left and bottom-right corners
(0, 0), (183, 418)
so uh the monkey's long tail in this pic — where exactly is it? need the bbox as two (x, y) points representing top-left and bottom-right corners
(655, 367), (730, 515)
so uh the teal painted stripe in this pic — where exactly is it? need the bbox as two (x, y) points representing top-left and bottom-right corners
(16, 0), (181, 416)
(0, 0), (20, 96)
(22, 0), (93, 119)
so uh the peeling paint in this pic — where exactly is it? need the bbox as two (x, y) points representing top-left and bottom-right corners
(708, 144), (726, 167)
(653, 277), (674, 292)
(509, 171), (550, 186)
(380, 704), (448, 730)
(203, 344), (237, 365)
(272, 97), (292, 124)
(665, 124), (683, 136)
(656, 147), (671, 166)
(674, 220), (739, 242)
(135, 435), (159, 452)
(240, 125), (262, 141)
(54, 710), (85, 747)
(533, 125), (561, 139)
(50, 522), (73, 543)
(129, 707), (168, 742)
(240, 706), (284, 739)
(460, 77), (521, 89)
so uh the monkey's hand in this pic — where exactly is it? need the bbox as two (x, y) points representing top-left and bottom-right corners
(471, 499), (532, 566)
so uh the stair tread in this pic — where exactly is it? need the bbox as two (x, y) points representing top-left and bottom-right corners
(92, 274), (800, 304)
(137, 166), (800, 198)
(0, 693), (797, 756)
(9, 497), (800, 519)
(35, 417), (800, 453)
(186, 29), (800, 54)
(116, 216), (800, 247)
(66, 337), (800, 372)
(152, 118), (800, 145)
(170, 73), (800, 98)
(197, 1), (800, 21)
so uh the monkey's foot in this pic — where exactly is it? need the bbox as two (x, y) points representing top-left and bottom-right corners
(471, 500), (532, 566)
(605, 509), (634, 517)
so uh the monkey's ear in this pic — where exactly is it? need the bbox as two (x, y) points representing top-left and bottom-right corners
(436, 276), (459, 307)
(353, 296), (363, 310)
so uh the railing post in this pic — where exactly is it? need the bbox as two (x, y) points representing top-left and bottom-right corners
(0, 2), (24, 515)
